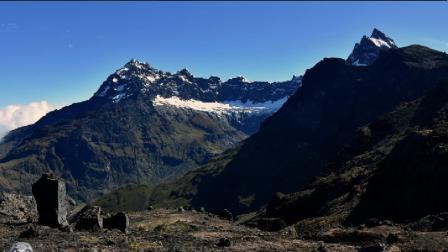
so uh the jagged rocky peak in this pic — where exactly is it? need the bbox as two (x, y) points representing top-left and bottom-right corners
(347, 28), (398, 66)
(92, 58), (301, 105)
(233, 76), (249, 83)
(177, 68), (193, 77)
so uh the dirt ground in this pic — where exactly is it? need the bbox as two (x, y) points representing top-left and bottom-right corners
(0, 209), (447, 251)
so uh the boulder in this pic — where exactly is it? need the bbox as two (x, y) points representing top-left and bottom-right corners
(218, 209), (233, 221)
(74, 205), (103, 231)
(103, 212), (129, 233)
(217, 237), (231, 247)
(358, 243), (387, 252)
(256, 217), (287, 232)
(32, 173), (68, 227)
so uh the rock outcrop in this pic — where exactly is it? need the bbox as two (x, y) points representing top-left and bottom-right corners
(32, 173), (68, 227)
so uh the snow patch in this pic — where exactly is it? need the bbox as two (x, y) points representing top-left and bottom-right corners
(179, 75), (192, 84)
(352, 60), (367, 67)
(369, 38), (394, 48)
(152, 95), (288, 114)
(112, 93), (128, 103)
(115, 84), (126, 92)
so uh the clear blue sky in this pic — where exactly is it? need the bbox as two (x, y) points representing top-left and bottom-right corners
(1, 2), (447, 107)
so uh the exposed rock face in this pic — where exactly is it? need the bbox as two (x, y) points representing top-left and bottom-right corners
(103, 212), (129, 233)
(32, 173), (68, 227)
(0, 192), (37, 224)
(347, 28), (397, 66)
(74, 205), (103, 231)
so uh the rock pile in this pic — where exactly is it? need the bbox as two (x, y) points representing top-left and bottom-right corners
(0, 192), (37, 224)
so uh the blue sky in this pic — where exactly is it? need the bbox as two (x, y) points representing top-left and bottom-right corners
(0, 2), (447, 108)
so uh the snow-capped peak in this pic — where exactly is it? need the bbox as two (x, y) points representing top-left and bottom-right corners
(93, 60), (300, 105)
(368, 28), (396, 49)
(347, 28), (398, 66)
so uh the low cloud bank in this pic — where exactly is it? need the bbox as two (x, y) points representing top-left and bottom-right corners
(0, 101), (62, 139)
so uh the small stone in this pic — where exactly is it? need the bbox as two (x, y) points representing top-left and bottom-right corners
(178, 206), (185, 212)
(9, 242), (33, 252)
(218, 209), (233, 221)
(386, 233), (399, 244)
(217, 237), (231, 247)
(358, 243), (387, 252)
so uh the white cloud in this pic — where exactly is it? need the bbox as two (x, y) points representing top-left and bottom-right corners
(0, 101), (63, 139)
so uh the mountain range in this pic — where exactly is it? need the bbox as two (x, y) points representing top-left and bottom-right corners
(95, 29), (448, 234)
(5, 28), (448, 238)
(0, 60), (300, 201)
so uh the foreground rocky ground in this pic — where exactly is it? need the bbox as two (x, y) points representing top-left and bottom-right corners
(1, 208), (448, 251)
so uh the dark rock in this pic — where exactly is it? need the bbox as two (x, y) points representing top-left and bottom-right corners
(314, 242), (330, 252)
(19, 225), (42, 238)
(74, 205), (103, 231)
(59, 224), (73, 233)
(408, 212), (448, 231)
(256, 217), (287, 232)
(218, 209), (233, 221)
(386, 233), (399, 244)
(32, 173), (68, 227)
(217, 237), (231, 247)
(103, 212), (129, 233)
(147, 205), (154, 211)
(358, 243), (387, 252)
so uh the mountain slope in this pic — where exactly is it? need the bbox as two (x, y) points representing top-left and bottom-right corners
(188, 45), (448, 214)
(261, 79), (448, 232)
(0, 60), (300, 201)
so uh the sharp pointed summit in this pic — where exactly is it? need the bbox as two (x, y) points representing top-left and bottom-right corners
(347, 28), (398, 66)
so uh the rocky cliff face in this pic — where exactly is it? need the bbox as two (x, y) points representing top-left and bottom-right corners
(347, 28), (397, 66)
(0, 61), (300, 201)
